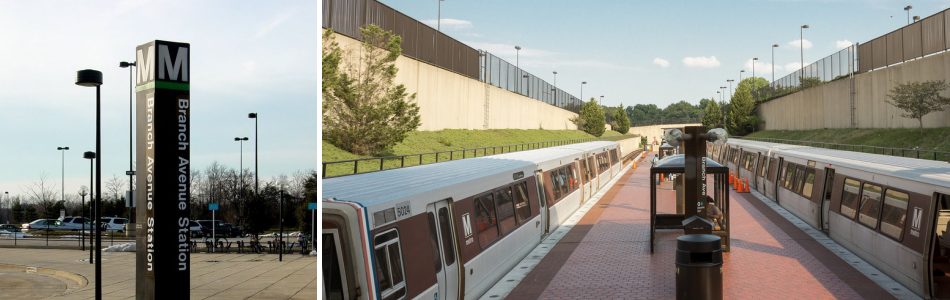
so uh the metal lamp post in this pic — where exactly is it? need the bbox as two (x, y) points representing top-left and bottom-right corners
(514, 45), (521, 68)
(904, 5), (913, 25)
(801, 24), (809, 83)
(78, 187), (87, 251)
(57, 146), (69, 205)
(726, 79), (734, 98)
(581, 81), (587, 100)
(279, 186), (284, 262)
(247, 113), (259, 195)
(75, 69), (103, 300)
(752, 57), (758, 102)
(119, 61), (136, 223)
(235, 137), (248, 221)
(437, 0), (445, 31)
(771, 44), (779, 84)
(739, 70), (744, 83)
(83, 151), (95, 264)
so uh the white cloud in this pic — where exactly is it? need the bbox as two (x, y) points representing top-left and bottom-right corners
(744, 59), (780, 74)
(784, 62), (803, 71)
(653, 57), (670, 68)
(835, 39), (853, 49)
(422, 18), (473, 30)
(682, 56), (720, 68)
(788, 39), (813, 49)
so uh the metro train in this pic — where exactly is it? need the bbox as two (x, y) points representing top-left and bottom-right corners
(711, 139), (950, 299)
(322, 141), (629, 300)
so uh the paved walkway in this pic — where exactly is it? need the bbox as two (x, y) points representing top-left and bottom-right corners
(0, 248), (316, 299)
(507, 153), (895, 299)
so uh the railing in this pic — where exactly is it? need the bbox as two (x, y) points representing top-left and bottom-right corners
(737, 137), (950, 162)
(322, 135), (632, 178)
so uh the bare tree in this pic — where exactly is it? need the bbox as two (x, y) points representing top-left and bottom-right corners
(105, 174), (126, 202)
(23, 175), (58, 218)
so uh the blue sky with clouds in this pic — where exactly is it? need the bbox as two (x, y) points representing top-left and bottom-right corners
(0, 0), (316, 199)
(380, 0), (949, 106)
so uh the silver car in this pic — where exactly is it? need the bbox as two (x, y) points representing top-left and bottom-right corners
(22, 219), (70, 232)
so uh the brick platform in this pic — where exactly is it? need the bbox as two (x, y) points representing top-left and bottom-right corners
(507, 153), (894, 300)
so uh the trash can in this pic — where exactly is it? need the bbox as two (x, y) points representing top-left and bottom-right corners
(675, 234), (722, 300)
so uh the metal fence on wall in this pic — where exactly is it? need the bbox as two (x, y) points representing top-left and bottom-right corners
(760, 8), (950, 102)
(322, 0), (584, 113)
(481, 53), (584, 113)
(757, 45), (855, 101)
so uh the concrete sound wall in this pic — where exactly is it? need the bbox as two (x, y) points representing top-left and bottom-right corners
(330, 33), (577, 131)
(759, 51), (950, 130)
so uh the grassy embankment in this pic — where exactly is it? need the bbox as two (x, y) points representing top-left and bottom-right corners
(745, 128), (950, 160)
(322, 129), (631, 177)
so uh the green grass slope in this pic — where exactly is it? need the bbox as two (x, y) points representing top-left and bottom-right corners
(745, 128), (950, 159)
(322, 129), (631, 177)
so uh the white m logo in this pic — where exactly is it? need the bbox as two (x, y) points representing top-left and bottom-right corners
(912, 207), (923, 230)
(461, 213), (472, 238)
(158, 44), (188, 82)
(136, 45), (154, 85)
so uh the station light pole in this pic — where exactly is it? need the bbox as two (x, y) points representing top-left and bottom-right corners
(78, 187), (87, 251)
(75, 68), (103, 300)
(437, 0), (445, 31)
(752, 57), (758, 102)
(514, 45), (521, 68)
(739, 70), (744, 83)
(119, 61), (136, 223)
(248, 113), (259, 195)
(726, 79), (734, 98)
(83, 151), (95, 264)
(235, 137), (248, 220)
(904, 5), (912, 25)
(581, 81), (587, 100)
(57, 146), (69, 204)
(771, 44), (779, 84)
(801, 24), (809, 82)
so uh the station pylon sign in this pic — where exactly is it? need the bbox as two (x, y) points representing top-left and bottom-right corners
(134, 40), (191, 300)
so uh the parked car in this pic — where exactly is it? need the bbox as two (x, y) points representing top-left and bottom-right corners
(0, 224), (29, 238)
(100, 217), (129, 233)
(21, 219), (71, 232)
(0, 224), (21, 233)
(195, 220), (243, 238)
(58, 216), (90, 231)
(189, 221), (205, 237)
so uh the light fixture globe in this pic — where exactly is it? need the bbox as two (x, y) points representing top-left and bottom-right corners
(707, 128), (729, 145)
(76, 69), (103, 87)
(663, 128), (684, 147)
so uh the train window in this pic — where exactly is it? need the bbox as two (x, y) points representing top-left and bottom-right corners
(426, 213), (442, 273)
(567, 164), (578, 191)
(550, 171), (562, 200)
(767, 158), (778, 181)
(475, 194), (500, 248)
(558, 167), (570, 195)
(781, 163), (794, 190)
(857, 184), (883, 228)
(437, 207), (456, 266)
(513, 182), (531, 224)
(373, 229), (406, 299)
(879, 189), (910, 240)
(578, 160), (588, 183)
(840, 179), (861, 219)
(494, 188), (517, 235)
(732, 150), (741, 164)
(757, 155), (767, 177)
(801, 169), (816, 198)
(587, 157), (597, 177)
(793, 166), (806, 194)
(610, 149), (619, 164)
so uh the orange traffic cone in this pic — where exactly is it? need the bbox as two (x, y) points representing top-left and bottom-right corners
(745, 178), (751, 193)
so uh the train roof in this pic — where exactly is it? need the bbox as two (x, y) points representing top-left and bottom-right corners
(323, 141), (617, 210)
(730, 138), (950, 188)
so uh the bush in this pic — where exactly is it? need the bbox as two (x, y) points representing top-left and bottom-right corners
(572, 98), (606, 137)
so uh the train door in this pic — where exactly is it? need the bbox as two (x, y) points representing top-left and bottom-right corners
(774, 157), (784, 205)
(819, 168), (835, 232)
(930, 193), (950, 299)
(536, 170), (550, 235)
(322, 228), (348, 300)
(427, 200), (459, 300)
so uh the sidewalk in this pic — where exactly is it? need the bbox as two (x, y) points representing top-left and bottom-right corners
(0, 248), (316, 299)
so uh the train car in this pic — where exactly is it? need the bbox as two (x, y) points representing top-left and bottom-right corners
(716, 138), (950, 299)
(322, 141), (625, 300)
(554, 141), (623, 203)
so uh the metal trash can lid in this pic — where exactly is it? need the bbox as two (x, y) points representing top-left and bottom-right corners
(676, 234), (721, 253)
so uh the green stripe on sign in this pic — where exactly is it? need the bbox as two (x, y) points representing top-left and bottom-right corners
(135, 81), (190, 92)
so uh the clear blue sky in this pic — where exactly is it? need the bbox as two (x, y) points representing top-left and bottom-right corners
(379, 0), (949, 106)
(0, 1), (316, 199)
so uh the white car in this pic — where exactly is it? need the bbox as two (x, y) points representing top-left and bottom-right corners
(59, 216), (91, 231)
(100, 217), (129, 233)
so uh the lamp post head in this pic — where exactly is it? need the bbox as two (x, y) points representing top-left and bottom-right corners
(553, 71), (557, 75)
(753, 57), (758, 61)
(235, 137), (248, 141)
(727, 79), (733, 82)
(522, 74), (528, 78)
(75, 69), (103, 87)
(904, 5), (912, 11)
(801, 24), (809, 29)
(248, 113), (257, 119)
(582, 81), (587, 85)
(58, 146), (69, 150)
(514, 45), (521, 51)
(914, 15), (920, 22)
(119, 61), (136, 68)
(83, 151), (96, 159)
(773, 44), (779, 48)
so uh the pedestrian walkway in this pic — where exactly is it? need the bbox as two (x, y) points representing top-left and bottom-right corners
(506, 152), (896, 299)
(0, 248), (316, 299)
